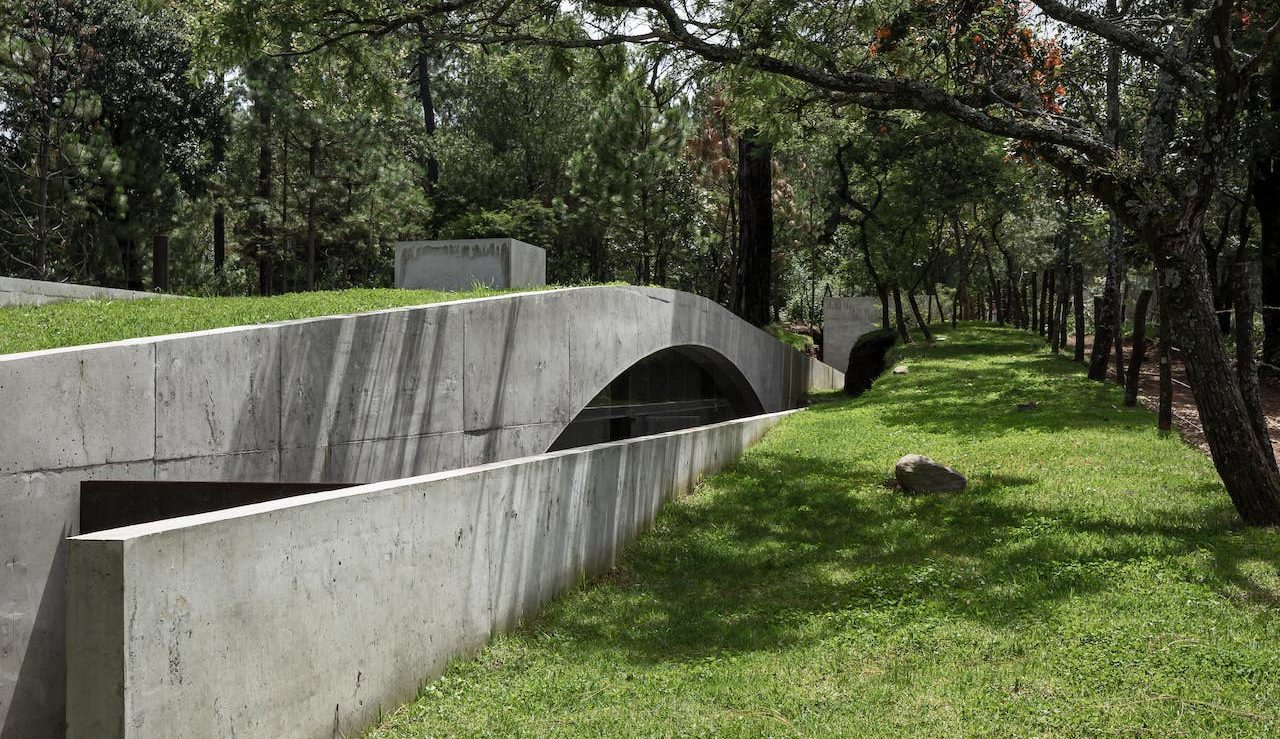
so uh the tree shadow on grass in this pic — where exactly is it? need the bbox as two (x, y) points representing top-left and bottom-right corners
(525, 328), (1277, 671)
(535, 448), (1268, 669)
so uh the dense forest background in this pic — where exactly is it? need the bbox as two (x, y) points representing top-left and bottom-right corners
(4, 0), (1280, 520)
(1, 0), (1109, 328)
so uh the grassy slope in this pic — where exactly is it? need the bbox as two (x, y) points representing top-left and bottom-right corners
(368, 325), (1280, 738)
(0, 286), (539, 355)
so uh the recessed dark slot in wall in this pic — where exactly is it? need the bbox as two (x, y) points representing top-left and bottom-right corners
(79, 480), (353, 534)
(549, 345), (764, 451)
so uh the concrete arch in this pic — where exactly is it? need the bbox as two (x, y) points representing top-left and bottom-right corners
(548, 343), (768, 452)
(0, 285), (841, 738)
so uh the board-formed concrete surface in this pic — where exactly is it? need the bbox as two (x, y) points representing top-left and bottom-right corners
(394, 238), (546, 291)
(0, 285), (841, 738)
(822, 296), (882, 373)
(0, 275), (165, 307)
(65, 410), (793, 739)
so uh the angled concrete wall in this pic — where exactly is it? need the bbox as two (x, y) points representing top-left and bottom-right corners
(0, 286), (841, 738)
(65, 411), (793, 739)
(822, 296), (881, 374)
(0, 276), (165, 307)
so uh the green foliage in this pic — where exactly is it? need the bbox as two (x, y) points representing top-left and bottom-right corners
(365, 326), (1280, 738)
(764, 322), (814, 352)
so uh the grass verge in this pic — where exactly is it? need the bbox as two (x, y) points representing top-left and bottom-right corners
(0, 286), (543, 354)
(367, 324), (1280, 738)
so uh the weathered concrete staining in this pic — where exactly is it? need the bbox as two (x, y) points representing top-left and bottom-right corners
(66, 410), (793, 739)
(822, 296), (881, 374)
(0, 286), (841, 738)
(0, 276), (165, 307)
(394, 238), (546, 291)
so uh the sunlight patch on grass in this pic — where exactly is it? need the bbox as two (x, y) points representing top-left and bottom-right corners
(366, 324), (1280, 738)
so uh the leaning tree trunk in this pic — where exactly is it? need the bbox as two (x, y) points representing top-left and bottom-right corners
(891, 285), (912, 344)
(908, 291), (934, 344)
(734, 130), (773, 326)
(1124, 288), (1153, 406)
(1161, 226), (1280, 525)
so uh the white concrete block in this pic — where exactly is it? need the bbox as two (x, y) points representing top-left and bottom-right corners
(394, 238), (546, 291)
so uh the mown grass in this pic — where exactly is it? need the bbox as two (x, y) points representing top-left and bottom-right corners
(0, 286), (545, 354)
(367, 324), (1280, 738)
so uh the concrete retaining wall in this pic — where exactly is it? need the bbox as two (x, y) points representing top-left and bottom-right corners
(0, 276), (164, 307)
(65, 411), (793, 739)
(822, 296), (882, 373)
(0, 285), (841, 738)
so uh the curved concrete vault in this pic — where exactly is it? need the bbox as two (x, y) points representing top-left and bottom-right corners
(0, 285), (841, 738)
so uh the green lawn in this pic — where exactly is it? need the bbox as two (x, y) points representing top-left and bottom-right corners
(0, 286), (541, 355)
(367, 325), (1280, 738)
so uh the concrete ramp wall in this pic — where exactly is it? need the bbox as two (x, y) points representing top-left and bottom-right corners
(66, 411), (794, 739)
(0, 285), (841, 738)
(0, 276), (165, 307)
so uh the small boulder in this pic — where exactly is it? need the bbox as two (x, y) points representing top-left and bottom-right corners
(892, 365), (909, 375)
(894, 454), (967, 493)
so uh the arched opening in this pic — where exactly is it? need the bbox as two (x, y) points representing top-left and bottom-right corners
(548, 345), (765, 451)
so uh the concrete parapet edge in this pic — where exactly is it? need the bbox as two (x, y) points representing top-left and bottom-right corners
(66, 410), (796, 739)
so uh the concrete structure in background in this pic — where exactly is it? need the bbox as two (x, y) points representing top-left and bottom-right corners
(394, 238), (546, 291)
(822, 296), (882, 374)
(0, 276), (164, 307)
(0, 285), (841, 739)
(66, 411), (791, 739)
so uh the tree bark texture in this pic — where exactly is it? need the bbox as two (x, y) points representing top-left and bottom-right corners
(734, 130), (772, 326)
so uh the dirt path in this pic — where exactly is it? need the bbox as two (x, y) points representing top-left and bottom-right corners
(1071, 336), (1280, 457)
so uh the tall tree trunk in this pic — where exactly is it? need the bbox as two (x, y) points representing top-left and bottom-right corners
(253, 84), (273, 297)
(122, 238), (142, 290)
(305, 134), (319, 291)
(1258, 55), (1280, 375)
(1073, 262), (1086, 363)
(1044, 267), (1055, 337)
(1113, 300), (1126, 386)
(984, 250), (1003, 325)
(1030, 271), (1039, 332)
(1161, 225), (1280, 524)
(1051, 270), (1063, 354)
(212, 78), (227, 275)
(151, 234), (169, 291)
(908, 291), (934, 343)
(734, 130), (772, 326)
(1089, 220), (1125, 379)
(1234, 258), (1269, 461)
(417, 35), (440, 191)
(1157, 275), (1173, 433)
(891, 285), (912, 344)
(1124, 289), (1153, 406)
